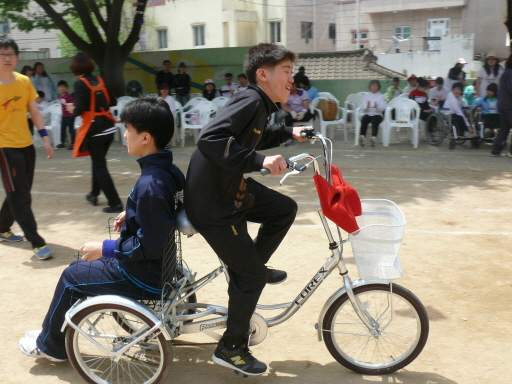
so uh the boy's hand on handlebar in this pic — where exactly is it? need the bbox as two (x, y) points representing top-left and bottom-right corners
(113, 211), (126, 232)
(262, 155), (287, 175)
(292, 127), (309, 142)
(80, 242), (103, 261)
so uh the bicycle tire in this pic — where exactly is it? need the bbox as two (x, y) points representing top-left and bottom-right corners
(425, 113), (446, 146)
(322, 283), (429, 375)
(66, 303), (172, 384)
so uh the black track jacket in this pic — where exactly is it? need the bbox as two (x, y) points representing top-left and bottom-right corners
(185, 83), (293, 226)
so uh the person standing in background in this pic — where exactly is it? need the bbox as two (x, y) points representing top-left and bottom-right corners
(475, 52), (504, 98)
(491, 54), (512, 157)
(31, 62), (57, 102)
(219, 73), (238, 98)
(174, 62), (191, 106)
(445, 59), (468, 91)
(67, 52), (123, 213)
(0, 37), (54, 260)
(155, 60), (174, 92)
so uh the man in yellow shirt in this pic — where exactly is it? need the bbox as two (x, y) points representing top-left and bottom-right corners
(0, 37), (54, 260)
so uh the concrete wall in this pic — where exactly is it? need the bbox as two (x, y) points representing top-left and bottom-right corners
(377, 34), (475, 78)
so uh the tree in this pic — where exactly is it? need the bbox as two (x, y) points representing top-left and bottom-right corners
(0, 0), (149, 96)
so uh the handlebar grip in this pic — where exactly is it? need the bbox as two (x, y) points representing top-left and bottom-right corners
(260, 168), (271, 176)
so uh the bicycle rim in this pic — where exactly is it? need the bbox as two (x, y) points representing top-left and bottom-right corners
(67, 305), (169, 384)
(323, 284), (428, 374)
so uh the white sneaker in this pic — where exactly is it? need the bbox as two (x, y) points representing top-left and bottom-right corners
(370, 136), (377, 147)
(508, 153), (512, 158)
(25, 330), (42, 339)
(19, 337), (67, 362)
(359, 135), (365, 147)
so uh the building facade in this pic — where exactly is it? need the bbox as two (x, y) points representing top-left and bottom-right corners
(143, 0), (338, 53)
(335, 0), (508, 57)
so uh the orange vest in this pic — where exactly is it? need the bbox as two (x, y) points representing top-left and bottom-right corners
(72, 76), (117, 158)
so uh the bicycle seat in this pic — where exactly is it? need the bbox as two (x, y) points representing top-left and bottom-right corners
(177, 210), (198, 237)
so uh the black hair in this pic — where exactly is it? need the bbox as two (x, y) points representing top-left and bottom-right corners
(70, 53), (95, 76)
(299, 75), (311, 87)
(417, 77), (429, 88)
(120, 98), (174, 151)
(37, 91), (45, 98)
(33, 62), (48, 77)
(20, 65), (33, 76)
(162, 60), (171, 65)
(392, 77), (400, 82)
(243, 43), (297, 84)
(57, 80), (68, 87)
(452, 82), (464, 91)
(237, 73), (247, 79)
(368, 79), (381, 90)
(486, 82), (498, 96)
(435, 76), (444, 84)
(225, 73), (233, 78)
(483, 59), (500, 77)
(0, 36), (19, 56)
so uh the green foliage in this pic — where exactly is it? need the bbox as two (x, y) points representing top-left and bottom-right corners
(57, 18), (92, 58)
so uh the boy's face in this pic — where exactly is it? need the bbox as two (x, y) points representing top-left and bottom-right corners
(258, 59), (293, 103)
(452, 88), (462, 97)
(124, 123), (147, 157)
(58, 85), (67, 94)
(437, 84), (443, 90)
(0, 46), (18, 73)
(393, 80), (399, 88)
(225, 76), (233, 85)
(409, 79), (417, 87)
(238, 77), (248, 87)
(486, 90), (495, 98)
(36, 96), (44, 104)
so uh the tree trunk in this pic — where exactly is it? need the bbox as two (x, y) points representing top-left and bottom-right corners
(100, 53), (128, 98)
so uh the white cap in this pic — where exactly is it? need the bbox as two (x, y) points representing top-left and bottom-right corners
(456, 58), (467, 64)
(204, 79), (214, 84)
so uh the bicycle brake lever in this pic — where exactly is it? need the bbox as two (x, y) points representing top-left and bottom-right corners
(279, 169), (301, 185)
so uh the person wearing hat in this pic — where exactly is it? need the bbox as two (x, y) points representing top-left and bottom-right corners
(445, 58), (467, 91)
(202, 79), (220, 101)
(173, 62), (191, 106)
(428, 77), (449, 107)
(403, 75), (418, 94)
(475, 51), (504, 98)
(385, 76), (402, 102)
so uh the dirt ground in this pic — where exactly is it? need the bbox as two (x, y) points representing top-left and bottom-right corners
(1, 130), (511, 384)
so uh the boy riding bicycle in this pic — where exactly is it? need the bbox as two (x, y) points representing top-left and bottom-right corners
(184, 43), (307, 376)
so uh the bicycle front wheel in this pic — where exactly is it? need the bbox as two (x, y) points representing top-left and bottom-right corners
(66, 304), (172, 384)
(322, 283), (429, 375)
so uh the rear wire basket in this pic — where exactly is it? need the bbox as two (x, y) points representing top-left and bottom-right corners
(348, 200), (406, 280)
(70, 217), (183, 312)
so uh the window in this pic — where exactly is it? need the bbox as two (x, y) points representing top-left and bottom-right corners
(352, 32), (368, 40)
(329, 24), (336, 42)
(193, 25), (205, 47)
(0, 19), (9, 35)
(394, 26), (410, 40)
(426, 18), (449, 50)
(301, 22), (313, 43)
(270, 21), (281, 43)
(157, 29), (167, 49)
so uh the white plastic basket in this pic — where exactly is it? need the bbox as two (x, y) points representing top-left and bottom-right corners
(348, 199), (406, 280)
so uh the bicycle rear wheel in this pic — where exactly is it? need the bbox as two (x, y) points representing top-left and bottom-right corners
(425, 113), (446, 146)
(322, 283), (428, 375)
(66, 304), (171, 384)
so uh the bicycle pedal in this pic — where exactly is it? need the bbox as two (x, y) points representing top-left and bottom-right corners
(234, 370), (248, 378)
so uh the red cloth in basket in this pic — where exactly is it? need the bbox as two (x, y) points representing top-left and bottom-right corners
(313, 165), (362, 233)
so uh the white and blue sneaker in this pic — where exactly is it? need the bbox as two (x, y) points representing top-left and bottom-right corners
(0, 231), (23, 242)
(19, 337), (67, 362)
(33, 246), (53, 260)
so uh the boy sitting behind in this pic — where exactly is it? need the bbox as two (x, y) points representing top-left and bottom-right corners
(409, 78), (433, 122)
(56, 80), (76, 149)
(473, 83), (500, 138)
(19, 98), (185, 362)
(444, 82), (477, 138)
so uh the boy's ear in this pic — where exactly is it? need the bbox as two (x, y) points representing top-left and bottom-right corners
(141, 131), (152, 145)
(255, 68), (268, 84)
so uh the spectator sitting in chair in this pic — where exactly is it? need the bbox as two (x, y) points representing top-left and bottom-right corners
(282, 79), (313, 127)
(359, 80), (386, 147)
(297, 75), (319, 101)
(473, 82), (500, 138)
(403, 75), (418, 94)
(409, 78), (433, 122)
(202, 79), (220, 101)
(444, 82), (477, 139)
(428, 77), (449, 108)
(235, 73), (248, 94)
(219, 73), (238, 98)
(385, 77), (402, 102)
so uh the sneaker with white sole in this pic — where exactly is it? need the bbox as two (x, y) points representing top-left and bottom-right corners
(359, 135), (365, 147)
(0, 231), (23, 242)
(25, 330), (42, 339)
(370, 136), (377, 147)
(33, 246), (53, 260)
(19, 337), (67, 362)
(490, 153), (506, 157)
(508, 153), (512, 158)
(212, 339), (267, 376)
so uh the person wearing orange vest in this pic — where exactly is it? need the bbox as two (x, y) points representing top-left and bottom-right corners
(66, 53), (122, 213)
(0, 37), (54, 260)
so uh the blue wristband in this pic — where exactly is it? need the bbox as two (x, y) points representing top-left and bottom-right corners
(38, 128), (48, 138)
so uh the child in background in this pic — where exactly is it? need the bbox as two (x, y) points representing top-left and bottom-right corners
(359, 80), (386, 147)
(158, 83), (177, 149)
(428, 77), (449, 107)
(444, 82), (477, 138)
(409, 78), (432, 122)
(464, 81), (476, 106)
(56, 80), (75, 149)
(35, 91), (48, 112)
(219, 72), (238, 98)
(235, 73), (248, 94)
(473, 83), (500, 138)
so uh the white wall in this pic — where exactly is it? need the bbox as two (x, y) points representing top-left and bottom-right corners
(376, 34), (475, 78)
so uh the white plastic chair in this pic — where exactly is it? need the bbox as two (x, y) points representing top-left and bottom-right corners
(43, 103), (62, 147)
(398, 93), (410, 98)
(382, 98), (421, 148)
(180, 100), (216, 147)
(190, 93), (203, 99)
(311, 97), (347, 141)
(182, 97), (207, 112)
(117, 96), (135, 103)
(211, 97), (230, 112)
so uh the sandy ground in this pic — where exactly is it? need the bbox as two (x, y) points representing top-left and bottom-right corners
(0, 130), (511, 384)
